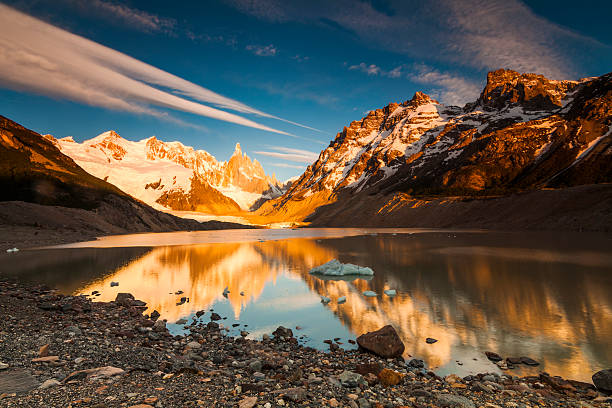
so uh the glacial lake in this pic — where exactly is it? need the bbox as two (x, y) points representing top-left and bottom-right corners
(1, 228), (611, 383)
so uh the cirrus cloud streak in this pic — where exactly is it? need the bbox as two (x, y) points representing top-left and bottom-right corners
(0, 4), (315, 136)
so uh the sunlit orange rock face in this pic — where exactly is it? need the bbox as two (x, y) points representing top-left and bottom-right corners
(78, 234), (612, 382)
(258, 69), (612, 225)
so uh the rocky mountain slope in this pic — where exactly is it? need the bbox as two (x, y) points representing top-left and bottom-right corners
(0, 115), (248, 250)
(257, 69), (612, 229)
(52, 132), (279, 214)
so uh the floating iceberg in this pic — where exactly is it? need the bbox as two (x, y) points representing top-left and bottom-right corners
(337, 296), (346, 304)
(309, 259), (374, 277)
(6, 247), (19, 253)
(363, 290), (378, 297)
(384, 289), (397, 297)
(321, 296), (331, 304)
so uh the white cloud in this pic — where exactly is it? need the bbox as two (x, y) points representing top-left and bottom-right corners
(64, 0), (177, 34)
(246, 44), (277, 56)
(406, 64), (482, 106)
(0, 4), (322, 136)
(269, 162), (307, 169)
(225, 0), (606, 80)
(255, 146), (319, 163)
(349, 63), (381, 76)
(346, 61), (481, 105)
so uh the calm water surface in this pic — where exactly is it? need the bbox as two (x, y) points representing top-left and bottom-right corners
(1, 228), (611, 383)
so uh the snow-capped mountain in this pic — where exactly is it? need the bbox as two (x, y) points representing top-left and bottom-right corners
(53, 133), (280, 215)
(258, 69), (612, 223)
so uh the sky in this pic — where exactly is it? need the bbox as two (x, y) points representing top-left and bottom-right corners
(0, 0), (610, 180)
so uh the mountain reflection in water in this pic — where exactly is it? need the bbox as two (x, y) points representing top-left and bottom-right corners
(2, 231), (611, 382)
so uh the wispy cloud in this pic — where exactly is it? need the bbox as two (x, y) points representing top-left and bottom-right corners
(246, 44), (277, 56)
(225, 0), (608, 79)
(406, 64), (482, 106)
(0, 4), (324, 136)
(255, 146), (319, 163)
(349, 63), (381, 76)
(63, 0), (176, 34)
(269, 162), (307, 169)
(347, 62), (481, 105)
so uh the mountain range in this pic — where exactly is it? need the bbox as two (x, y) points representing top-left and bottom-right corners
(256, 69), (612, 230)
(49, 133), (282, 215)
(0, 115), (249, 251)
(1, 68), (611, 236)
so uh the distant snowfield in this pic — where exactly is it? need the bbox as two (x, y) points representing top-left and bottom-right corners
(55, 131), (282, 212)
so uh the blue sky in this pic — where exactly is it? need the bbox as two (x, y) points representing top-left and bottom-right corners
(0, 0), (610, 180)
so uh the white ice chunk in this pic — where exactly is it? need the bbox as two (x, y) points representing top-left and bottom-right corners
(384, 289), (397, 297)
(6, 248), (19, 253)
(363, 290), (378, 297)
(309, 259), (374, 276)
(321, 296), (331, 304)
(337, 296), (346, 304)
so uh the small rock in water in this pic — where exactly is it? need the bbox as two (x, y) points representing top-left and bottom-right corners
(383, 289), (397, 297)
(110, 282), (119, 287)
(520, 356), (539, 366)
(222, 286), (230, 297)
(272, 326), (293, 338)
(175, 318), (188, 325)
(210, 313), (221, 321)
(426, 337), (438, 344)
(337, 296), (346, 304)
(485, 351), (503, 362)
(408, 359), (425, 368)
(320, 296), (331, 304)
(240, 291), (245, 296)
(362, 290), (377, 297)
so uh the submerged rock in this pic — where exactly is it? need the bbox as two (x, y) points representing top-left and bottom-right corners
(356, 325), (405, 358)
(485, 351), (503, 362)
(272, 326), (293, 339)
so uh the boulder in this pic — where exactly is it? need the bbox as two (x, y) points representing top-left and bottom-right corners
(356, 325), (404, 358)
(114, 293), (134, 307)
(272, 326), (293, 338)
(593, 369), (612, 393)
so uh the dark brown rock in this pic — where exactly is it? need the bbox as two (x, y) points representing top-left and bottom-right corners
(356, 325), (404, 358)
(485, 351), (502, 362)
(593, 369), (612, 393)
(114, 293), (134, 307)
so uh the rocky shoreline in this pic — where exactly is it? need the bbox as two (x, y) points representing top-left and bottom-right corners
(0, 280), (610, 408)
